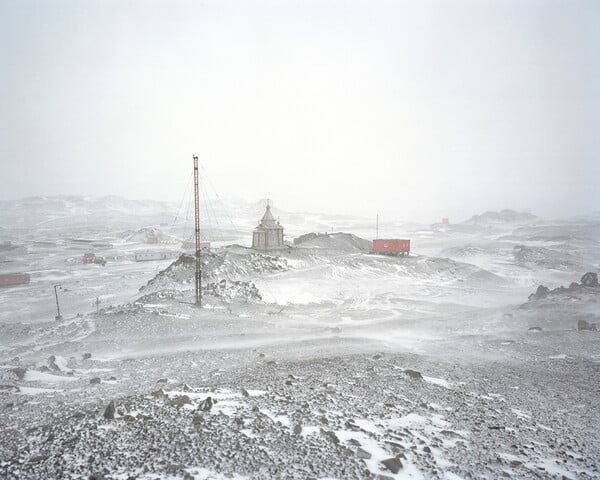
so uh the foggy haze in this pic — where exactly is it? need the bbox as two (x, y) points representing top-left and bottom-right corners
(1, 0), (599, 222)
(2, 3), (600, 477)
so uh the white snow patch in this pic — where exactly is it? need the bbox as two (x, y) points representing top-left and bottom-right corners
(511, 408), (531, 420)
(443, 472), (466, 480)
(244, 389), (266, 397)
(529, 458), (578, 480)
(300, 425), (321, 437)
(259, 409), (291, 427)
(335, 429), (425, 479)
(24, 370), (78, 383)
(422, 376), (452, 389)
(353, 418), (383, 434)
(18, 386), (60, 395)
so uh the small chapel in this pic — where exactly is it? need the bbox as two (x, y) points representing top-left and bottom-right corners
(252, 201), (284, 251)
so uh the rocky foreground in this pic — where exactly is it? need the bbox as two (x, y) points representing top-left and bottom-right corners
(1, 335), (599, 480)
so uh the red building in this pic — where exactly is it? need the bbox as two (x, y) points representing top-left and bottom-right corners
(372, 239), (410, 256)
(83, 252), (96, 264)
(0, 273), (30, 287)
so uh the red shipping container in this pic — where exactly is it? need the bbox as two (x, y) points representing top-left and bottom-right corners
(372, 239), (410, 256)
(0, 273), (30, 287)
(83, 252), (96, 264)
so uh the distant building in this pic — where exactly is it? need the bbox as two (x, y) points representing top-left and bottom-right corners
(252, 202), (284, 250)
(442, 217), (449, 225)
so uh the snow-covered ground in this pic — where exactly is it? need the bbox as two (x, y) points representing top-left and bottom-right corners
(0, 197), (599, 479)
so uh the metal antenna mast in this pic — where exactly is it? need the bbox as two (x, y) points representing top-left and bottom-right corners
(53, 284), (63, 321)
(376, 214), (379, 240)
(193, 154), (202, 306)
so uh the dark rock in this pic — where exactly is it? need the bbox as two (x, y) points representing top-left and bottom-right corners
(171, 395), (192, 407)
(151, 389), (166, 398)
(293, 423), (302, 435)
(83, 353), (92, 360)
(156, 378), (168, 384)
(48, 355), (61, 371)
(528, 285), (550, 301)
(345, 419), (359, 430)
(528, 326), (543, 332)
(357, 447), (372, 459)
(103, 400), (115, 420)
(90, 377), (101, 384)
(382, 457), (403, 474)
(403, 369), (423, 380)
(10, 367), (27, 380)
(29, 454), (48, 463)
(581, 272), (599, 287)
(192, 414), (203, 428)
(322, 430), (339, 444)
(198, 396), (213, 411)
(578, 319), (598, 331)
(241, 388), (250, 398)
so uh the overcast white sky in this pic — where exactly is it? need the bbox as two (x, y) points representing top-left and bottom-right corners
(1, 0), (598, 221)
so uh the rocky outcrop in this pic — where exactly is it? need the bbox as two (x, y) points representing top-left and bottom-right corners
(581, 272), (599, 287)
(403, 369), (423, 380)
(527, 272), (600, 302)
(103, 401), (115, 420)
(204, 279), (262, 302)
(293, 232), (372, 252)
(528, 285), (550, 301)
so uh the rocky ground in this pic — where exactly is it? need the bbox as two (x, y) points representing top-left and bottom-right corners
(1, 297), (599, 480)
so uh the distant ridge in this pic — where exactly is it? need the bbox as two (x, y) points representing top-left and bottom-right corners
(465, 209), (538, 225)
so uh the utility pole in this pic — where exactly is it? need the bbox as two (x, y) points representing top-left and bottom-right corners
(193, 154), (202, 307)
(95, 296), (100, 314)
(53, 284), (63, 321)
(376, 214), (379, 239)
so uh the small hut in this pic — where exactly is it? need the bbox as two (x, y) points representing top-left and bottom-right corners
(252, 202), (284, 250)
